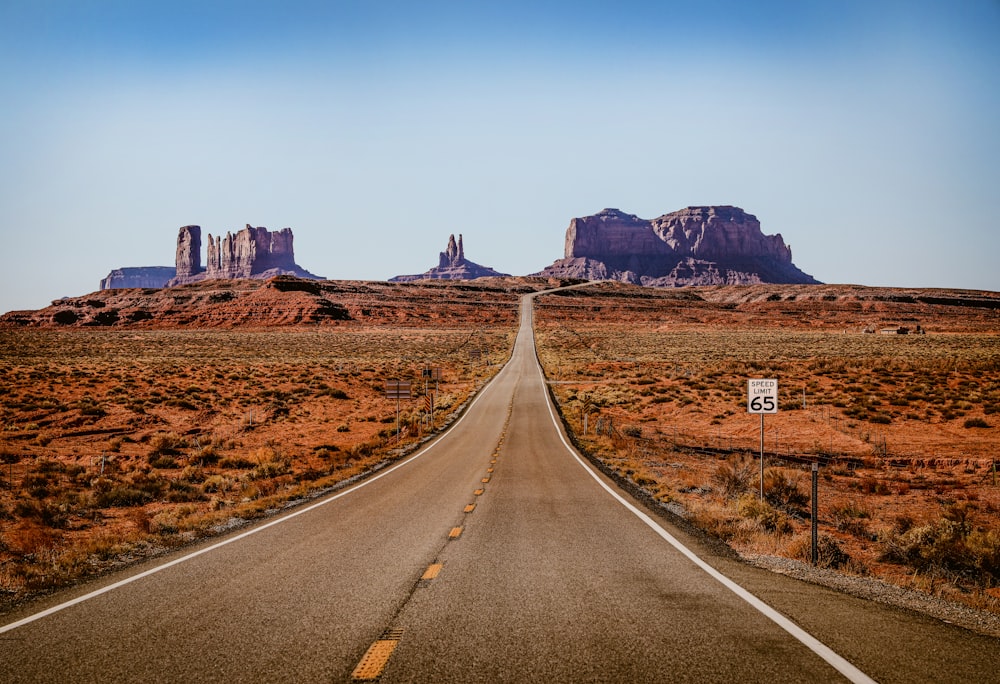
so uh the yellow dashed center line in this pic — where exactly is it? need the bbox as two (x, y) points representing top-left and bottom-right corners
(421, 563), (443, 581)
(351, 630), (403, 681)
(350, 399), (514, 679)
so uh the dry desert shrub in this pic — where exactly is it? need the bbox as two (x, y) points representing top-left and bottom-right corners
(148, 432), (187, 456)
(879, 502), (1000, 586)
(251, 458), (289, 481)
(831, 500), (874, 540)
(3, 520), (61, 555)
(763, 469), (808, 509)
(737, 495), (794, 535)
(788, 534), (851, 570)
(964, 417), (990, 429)
(687, 502), (739, 542)
(12, 497), (69, 528)
(713, 455), (755, 498)
(72, 526), (145, 564)
(202, 474), (233, 493)
(180, 464), (206, 483)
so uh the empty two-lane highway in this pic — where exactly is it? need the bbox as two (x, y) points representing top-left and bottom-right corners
(2, 292), (998, 682)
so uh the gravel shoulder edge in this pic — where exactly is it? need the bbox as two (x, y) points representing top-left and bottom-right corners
(741, 552), (1000, 639)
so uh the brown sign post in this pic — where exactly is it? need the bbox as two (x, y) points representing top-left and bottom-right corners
(421, 368), (442, 429)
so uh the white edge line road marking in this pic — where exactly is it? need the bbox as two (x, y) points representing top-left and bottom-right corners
(529, 302), (877, 684)
(0, 356), (509, 635)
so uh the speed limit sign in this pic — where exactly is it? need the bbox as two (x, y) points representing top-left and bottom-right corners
(748, 379), (778, 414)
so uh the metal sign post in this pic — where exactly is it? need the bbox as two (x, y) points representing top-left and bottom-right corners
(811, 462), (819, 566)
(760, 413), (764, 499)
(421, 368), (442, 429)
(748, 379), (778, 501)
(385, 380), (412, 439)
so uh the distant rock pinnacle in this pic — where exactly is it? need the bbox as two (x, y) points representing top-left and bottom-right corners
(391, 234), (510, 282)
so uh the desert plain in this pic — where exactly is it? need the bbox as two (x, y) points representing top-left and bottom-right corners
(1, 277), (998, 621)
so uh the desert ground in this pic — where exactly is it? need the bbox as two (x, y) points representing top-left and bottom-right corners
(533, 283), (1000, 613)
(1, 278), (998, 618)
(0, 279), (527, 608)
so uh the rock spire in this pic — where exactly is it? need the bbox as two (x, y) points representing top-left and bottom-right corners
(391, 234), (510, 282)
(168, 224), (322, 286)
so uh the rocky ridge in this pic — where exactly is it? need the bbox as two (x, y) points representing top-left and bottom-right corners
(535, 206), (819, 286)
(168, 224), (321, 286)
(100, 224), (321, 291)
(5, 279), (998, 331)
(2, 277), (533, 328)
(390, 234), (510, 282)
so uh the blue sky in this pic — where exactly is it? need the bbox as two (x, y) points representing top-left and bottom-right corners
(1, 1), (998, 314)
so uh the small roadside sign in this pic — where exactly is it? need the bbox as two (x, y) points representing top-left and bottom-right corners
(749, 378), (778, 500)
(385, 380), (411, 439)
(747, 378), (778, 414)
(385, 380), (412, 400)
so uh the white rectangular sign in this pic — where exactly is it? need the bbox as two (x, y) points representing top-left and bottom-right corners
(748, 378), (778, 414)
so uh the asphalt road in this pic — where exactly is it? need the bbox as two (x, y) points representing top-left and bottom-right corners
(2, 292), (998, 683)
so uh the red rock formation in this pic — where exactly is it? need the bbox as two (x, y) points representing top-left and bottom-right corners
(205, 225), (297, 278)
(0, 277), (534, 328)
(439, 234), (465, 269)
(100, 267), (176, 290)
(175, 225), (202, 279)
(565, 209), (673, 261)
(650, 206), (791, 262)
(169, 225), (321, 286)
(391, 234), (511, 282)
(536, 206), (819, 286)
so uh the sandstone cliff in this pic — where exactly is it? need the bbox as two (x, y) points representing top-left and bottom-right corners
(535, 206), (819, 286)
(390, 234), (511, 282)
(100, 267), (176, 290)
(168, 225), (322, 286)
(174, 224), (201, 280)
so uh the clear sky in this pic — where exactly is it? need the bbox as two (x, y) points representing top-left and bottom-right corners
(1, 1), (998, 314)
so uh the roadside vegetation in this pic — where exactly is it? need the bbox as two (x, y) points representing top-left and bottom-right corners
(533, 289), (1000, 614)
(0, 326), (515, 607)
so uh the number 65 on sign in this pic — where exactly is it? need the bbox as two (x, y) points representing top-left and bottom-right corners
(748, 379), (778, 414)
